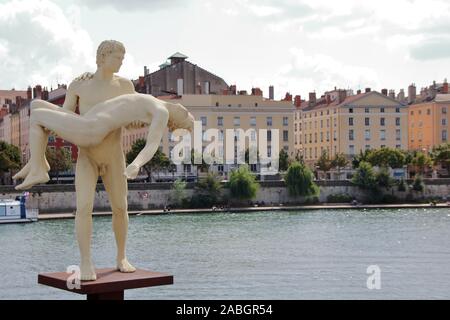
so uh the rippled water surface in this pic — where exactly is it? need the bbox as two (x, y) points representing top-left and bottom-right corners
(1, 208), (449, 299)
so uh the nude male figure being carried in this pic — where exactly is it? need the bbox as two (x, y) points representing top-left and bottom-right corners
(13, 40), (194, 281)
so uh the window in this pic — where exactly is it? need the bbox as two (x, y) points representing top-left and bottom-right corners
(267, 130), (272, 142)
(349, 117), (353, 126)
(349, 129), (354, 141)
(267, 146), (272, 157)
(443, 130), (448, 141)
(365, 117), (370, 126)
(365, 129), (371, 140)
(396, 117), (400, 126)
(326, 131), (330, 141)
(349, 108), (353, 113)
(396, 129), (401, 141)
(442, 118), (447, 126)
(380, 130), (386, 140)
(217, 116), (223, 126)
(320, 120), (323, 128)
(314, 133), (317, 143)
(365, 107), (370, 113)
(380, 107), (385, 113)
(380, 118), (385, 126)
(419, 110), (422, 115)
(283, 130), (289, 142)
(396, 145), (401, 149)
(283, 117), (288, 126)
(427, 109), (431, 115)
(295, 123), (297, 132)
(443, 107), (447, 114)
(215, 102), (219, 107)
(234, 117), (240, 126)
(349, 145), (355, 155)
(201, 116), (207, 126)
(411, 110), (414, 115)
(250, 131), (256, 142)
(266, 117), (272, 126)
(250, 116), (256, 126)
(365, 145), (371, 150)
(219, 130), (224, 141)
(396, 107), (400, 113)
(320, 132), (323, 142)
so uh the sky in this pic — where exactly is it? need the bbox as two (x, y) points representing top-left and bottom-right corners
(1, 0), (450, 99)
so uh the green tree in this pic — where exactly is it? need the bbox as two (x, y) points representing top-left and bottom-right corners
(284, 161), (319, 197)
(352, 149), (373, 169)
(431, 142), (450, 176)
(412, 175), (425, 192)
(126, 139), (170, 182)
(190, 173), (223, 208)
(45, 147), (72, 183)
(315, 151), (332, 173)
(352, 161), (377, 192)
(170, 178), (187, 207)
(0, 141), (21, 174)
(375, 167), (394, 190)
(278, 149), (290, 172)
(411, 151), (432, 176)
(227, 165), (259, 201)
(367, 147), (406, 168)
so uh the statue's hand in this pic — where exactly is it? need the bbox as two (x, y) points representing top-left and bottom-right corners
(124, 164), (140, 179)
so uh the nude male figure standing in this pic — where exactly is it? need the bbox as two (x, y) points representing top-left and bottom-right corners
(64, 40), (136, 280)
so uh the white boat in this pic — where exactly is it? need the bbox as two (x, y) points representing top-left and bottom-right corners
(0, 194), (38, 224)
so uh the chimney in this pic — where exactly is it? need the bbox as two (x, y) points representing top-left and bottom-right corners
(338, 90), (347, 104)
(230, 85), (237, 95)
(269, 85), (274, 100)
(251, 87), (262, 96)
(27, 86), (32, 100)
(308, 92), (316, 106)
(365, 87), (371, 93)
(284, 92), (292, 101)
(42, 87), (49, 101)
(389, 89), (396, 99)
(443, 78), (448, 94)
(144, 66), (149, 76)
(222, 89), (228, 95)
(408, 83), (416, 104)
(357, 89), (361, 95)
(326, 94), (331, 105)
(138, 76), (144, 88)
(35, 85), (42, 99)
(381, 88), (388, 96)
(294, 95), (301, 108)
(239, 90), (248, 95)
(204, 81), (210, 95)
(15, 96), (22, 107)
(177, 78), (184, 96)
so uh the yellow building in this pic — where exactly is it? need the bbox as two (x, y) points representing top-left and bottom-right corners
(123, 93), (294, 178)
(408, 94), (450, 152)
(295, 89), (408, 164)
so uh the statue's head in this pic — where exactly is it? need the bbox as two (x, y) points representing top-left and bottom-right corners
(96, 40), (126, 72)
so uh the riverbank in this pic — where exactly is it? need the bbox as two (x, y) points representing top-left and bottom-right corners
(38, 202), (450, 220)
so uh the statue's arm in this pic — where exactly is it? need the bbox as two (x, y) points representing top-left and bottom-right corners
(124, 104), (169, 179)
(62, 81), (79, 113)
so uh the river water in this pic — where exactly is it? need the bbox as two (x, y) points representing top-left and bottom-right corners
(0, 208), (449, 299)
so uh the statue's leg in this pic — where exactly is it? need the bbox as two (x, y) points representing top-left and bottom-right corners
(75, 152), (99, 281)
(13, 100), (59, 180)
(102, 151), (136, 273)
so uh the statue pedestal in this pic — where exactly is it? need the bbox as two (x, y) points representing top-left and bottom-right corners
(38, 268), (173, 300)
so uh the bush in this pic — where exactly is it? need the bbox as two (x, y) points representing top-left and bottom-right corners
(397, 179), (407, 192)
(327, 193), (353, 203)
(189, 173), (223, 208)
(170, 179), (187, 207)
(376, 167), (394, 190)
(412, 175), (425, 192)
(227, 165), (259, 201)
(352, 161), (377, 192)
(380, 194), (399, 204)
(285, 161), (319, 197)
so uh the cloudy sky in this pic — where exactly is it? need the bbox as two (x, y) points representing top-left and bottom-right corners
(1, 0), (450, 99)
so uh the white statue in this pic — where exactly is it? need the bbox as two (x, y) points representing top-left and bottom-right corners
(14, 40), (194, 281)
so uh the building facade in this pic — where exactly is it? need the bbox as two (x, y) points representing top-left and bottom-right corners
(295, 89), (408, 164)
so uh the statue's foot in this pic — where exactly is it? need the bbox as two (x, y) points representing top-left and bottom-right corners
(117, 258), (136, 273)
(80, 262), (97, 281)
(13, 160), (50, 180)
(15, 171), (49, 190)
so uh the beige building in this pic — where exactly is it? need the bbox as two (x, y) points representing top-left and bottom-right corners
(123, 93), (295, 178)
(294, 89), (408, 164)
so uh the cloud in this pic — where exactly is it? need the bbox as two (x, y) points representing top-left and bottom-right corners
(0, 0), (95, 89)
(244, 48), (380, 99)
(77, 0), (185, 11)
(410, 38), (450, 61)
